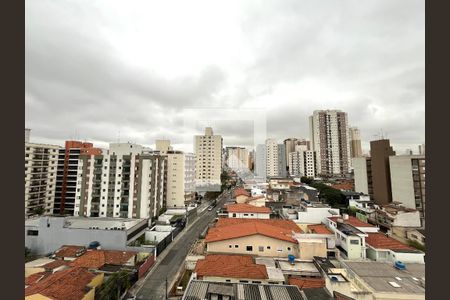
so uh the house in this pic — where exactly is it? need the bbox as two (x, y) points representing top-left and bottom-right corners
(205, 219), (301, 257)
(25, 216), (148, 255)
(406, 229), (425, 246)
(368, 204), (421, 231)
(233, 188), (251, 203)
(365, 233), (425, 264)
(69, 249), (138, 273)
(52, 245), (86, 261)
(194, 254), (285, 284)
(226, 203), (271, 219)
(294, 202), (340, 224)
(293, 225), (337, 260)
(326, 215), (375, 260)
(25, 267), (104, 300)
(245, 195), (266, 207)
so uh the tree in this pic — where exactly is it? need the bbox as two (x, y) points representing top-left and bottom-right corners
(300, 177), (313, 184)
(33, 206), (44, 216)
(96, 270), (132, 300)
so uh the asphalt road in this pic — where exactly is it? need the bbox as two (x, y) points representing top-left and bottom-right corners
(135, 190), (231, 300)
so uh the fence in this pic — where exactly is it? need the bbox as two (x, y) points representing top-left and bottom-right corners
(156, 225), (183, 256)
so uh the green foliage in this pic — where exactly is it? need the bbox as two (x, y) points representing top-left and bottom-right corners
(309, 182), (346, 207)
(96, 270), (132, 300)
(347, 206), (359, 217)
(158, 207), (167, 216)
(408, 240), (426, 252)
(33, 206), (44, 215)
(300, 177), (313, 184)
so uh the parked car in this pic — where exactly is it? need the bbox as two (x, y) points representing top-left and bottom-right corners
(208, 206), (214, 211)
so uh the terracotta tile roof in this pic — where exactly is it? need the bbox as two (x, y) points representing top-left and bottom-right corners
(234, 188), (250, 198)
(69, 249), (137, 269)
(328, 216), (375, 228)
(334, 291), (356, 300)
(195, 255), (268, 279)
(289, 277), (326, 289)
(42, 260), (70, 270)
(25, 267), (96, 300)
(226, 203), (271, 213)
(365, 233), (415, 251)
(246, 195), (266, 202)
(54, 245), (86, 258)
(25, 271), (52, 286)
(331, 183), (353, 191)
(216, 218), (303, 233)
(206, 220), (300, 243)
(308, 224), (333, 235)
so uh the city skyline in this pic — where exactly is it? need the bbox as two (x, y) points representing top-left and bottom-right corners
(26, 0), (424, 153)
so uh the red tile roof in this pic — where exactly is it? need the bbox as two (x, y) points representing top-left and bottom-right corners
(234, 188), (250, 198)
(69, 249), (137, 269)
(328, 216), (375, 228)
(206, 220), (300, 243)
(216, 218), (303, 233)
(54, 245), (86, 258)
(365, 233), (415, 251)
(195, 255), (268, 279)
(246, 195), (266, 202)
(25, 267), (96, 300)
(308, 224), (333, 235)
(25, 271), (52, 286)
(42, 260), (70, 270)
(289, 277), (325, 289)
(226, 203), (271, 213)
(331, 183), (354, 191)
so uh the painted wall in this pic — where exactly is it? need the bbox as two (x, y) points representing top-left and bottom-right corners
(207, 235), (298, 258)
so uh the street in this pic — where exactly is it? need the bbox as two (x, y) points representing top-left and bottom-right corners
(135, 190), (231, 300)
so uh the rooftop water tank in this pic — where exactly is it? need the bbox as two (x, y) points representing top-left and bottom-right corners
(288, 254), (295, 265)
(394, 261), (406, 270)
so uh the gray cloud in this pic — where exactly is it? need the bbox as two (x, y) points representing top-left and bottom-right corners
(26, 0), (424, 154)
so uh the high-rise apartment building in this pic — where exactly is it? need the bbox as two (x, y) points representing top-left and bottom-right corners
(283, 138), (310, 174)
(370, 139), (396, 205)
(53, 141), (102, 216)
(277, 144), (287, 177)
(226, 147), (250, 171)
(194, 127), (223, 188)
(255, 144), (266, 179)
(349, 127), (363, 159)
(25, 128), (31, 143)
(76, 143), (168, 219)
(288, 150), (317, 178)
(265, 139), (279, 178)
(418, 143), (425, 155)
(309, 110), (351, 176)
(389, 155), (426, 226)
(25, 132), (61, 218)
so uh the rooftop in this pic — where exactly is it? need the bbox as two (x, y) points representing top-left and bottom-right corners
(226, 203), (271, 213)
(365, 233), (417, 252)
(234, 188), (250, 198)
(289, 277), (326, 289)
(54, 245), (86, 258)
(381, 204), (417, 214)
(302, 287), (334, 300)
(343, 261), (425, 295)
(25, 267), (97, 300)
(69, 249), (137, 269)
(328, 216), (375, 228)
(63, 217), (145, 230)
(183, 280), (305, 300)
(195, 255), (268, 279)
(308, 224), (333, 235)
(25, 271), (52, 287)
(216, 218), (303, 233)
(206, 221), (299, 243)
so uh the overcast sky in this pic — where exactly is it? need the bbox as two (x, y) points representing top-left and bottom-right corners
(25, 0), (424, 154)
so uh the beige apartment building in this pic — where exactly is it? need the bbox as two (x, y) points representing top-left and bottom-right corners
(309, 110), (351, 176)
(194, 127), (223, 188)
(349, 127), (363, 159)
(226, 146), (250, 171)
(265, 139), (279, 178)
(25, 139), (61, 218)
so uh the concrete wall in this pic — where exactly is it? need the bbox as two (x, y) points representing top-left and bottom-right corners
(297, 238), (328, 260)
(353, 157), (369, 194)
(297, 207), (340, 224)
(201, 275), (271, 284)
(228, 212), (270, 219)
(207, 235), (298, 258)
(25, 217), (130, 255)
(389, 156), (416, 209)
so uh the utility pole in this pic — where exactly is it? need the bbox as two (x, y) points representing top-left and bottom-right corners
(165, 276), (168, 300)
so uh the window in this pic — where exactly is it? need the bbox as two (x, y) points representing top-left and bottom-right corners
(350, 239), (359, 245)
(225, 280), (231, 282)
(277, 247), (283, 252)
(246, 246), (253, 251)
(267, 246), (271, 250)
(252, 281), (261, 284)
(287, 247), (291, 251)
(235, 245), (239, 248)
(229, 245), (232, 248)
(239, 280), (248, 283)
(258, 246), (264, 252)
(27, 230), (38, 236)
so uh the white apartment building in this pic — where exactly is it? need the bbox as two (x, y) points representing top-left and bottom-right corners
(265, 139), (279, 178)
(25, 140), (61, 218)
(194, 127), (223, 188)
(389, 155), (426, 226)
(288, 148), (317, 178)
(226, 147), (250, 171)
(255, 144), (266, 179)
(309, 110), (351, 176)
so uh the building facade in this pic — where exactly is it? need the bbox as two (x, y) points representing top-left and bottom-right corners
(194, 127), (223, 188)
(25, 141), (61, 218)
(309, 110), (351, 176)
(288, 149), (317, 178)
(255, 144), (266, 179)
(265, 139), (279, 178)
(226, 147), (250, 171)
(53, 141), (102, 216)
(389, 155), (426, 227)
(349, 127), (363, 159)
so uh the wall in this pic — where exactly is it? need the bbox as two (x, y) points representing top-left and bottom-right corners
(391, 212), (421, 227)
(389, 156), (416, 209)
(25, 217), (129, 255)
(297, 238), (328, 260)
(201, 276), (271, 284)
(297, 207), (340, 224)
(207, 235), (298, 258)
(353, 157), (369, 194)
(228, 212), (270, 219)
(235, 195), (249, 203)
